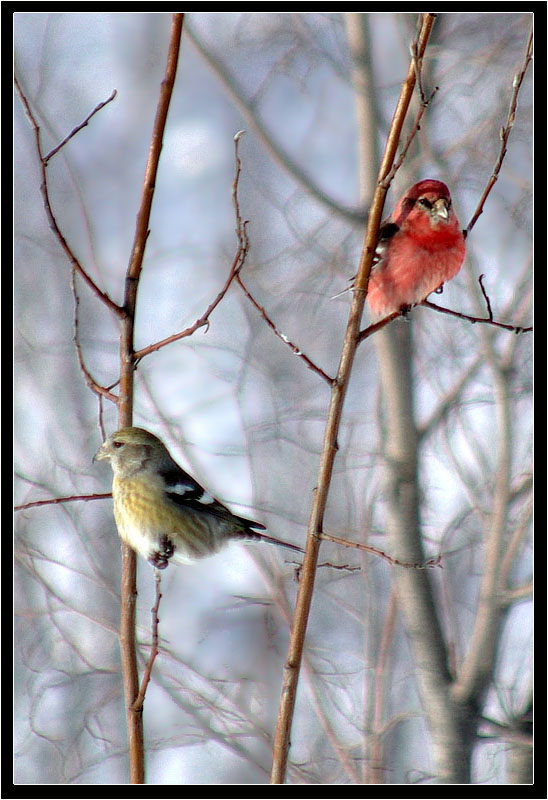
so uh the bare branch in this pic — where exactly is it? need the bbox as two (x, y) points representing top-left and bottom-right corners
(230, 132), (335, 385)
(466, 25), (533, 235)
(421, 296), (533, 335)
(381, 79), (439, 188)
(117, 15), (185, 786)
(70, 269), (119, 403)
(131, 571), (163, 713)
(236, 275), (335, 385)
(43, 89), (118, 163)
(271, 13), (438, 784)
(133, 129), (251, 362)
(133, 244), (248, 361)
(14, 72), (121, 315)
(357, 311), (401, 343)
(15, 493), (111, 512)
(320, 532), (443, 569)
(478, 273), (494, 319)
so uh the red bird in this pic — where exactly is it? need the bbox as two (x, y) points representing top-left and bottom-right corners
(336, 180), (466, 319)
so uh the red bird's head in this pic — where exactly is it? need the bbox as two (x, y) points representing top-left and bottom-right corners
(393, 180), (461, 247)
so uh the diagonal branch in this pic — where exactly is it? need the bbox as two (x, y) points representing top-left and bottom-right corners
(133, 242), (248, 361)
(134, 129), (251, 361)
(270, 13), (438, 784)
(14, 73), (121, 316)
(43, 89), (118, 163)
(466, 25), (533, 236)
(236, 275), (335, 385)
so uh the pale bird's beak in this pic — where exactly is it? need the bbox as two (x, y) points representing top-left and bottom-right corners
(93, 442), (108, 463)
(432, 198), (449, 222)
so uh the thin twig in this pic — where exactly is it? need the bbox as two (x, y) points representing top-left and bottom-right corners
(236, 275), (335, 386)
(15, 493), (111, 512)
(466, 25), (533, 235)
(357, 274), (533, 341)
(319, 532), (443, 569)
(410, 38), (427, 103)
(232, 129), (247, 242)
(14, 72), (122, 316)
(71, 269), (119, 402)
(44, 89), (118, 163)
(132, 571), (163, 713)
(229, 133), (335, 385)
(477, 274), (493, 320)
(420, 298), (532, 335)
(381, 76), (439, 188)
(133, 131), (251, 362)
(133, 245), (248, 361)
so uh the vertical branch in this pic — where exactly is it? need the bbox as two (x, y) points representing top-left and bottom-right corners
(118, 13), (184, 785)
(270, 13), (437, 784)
